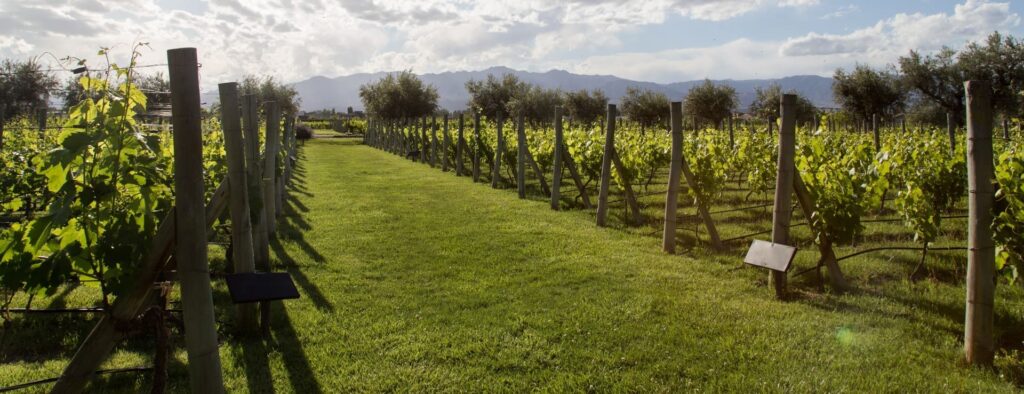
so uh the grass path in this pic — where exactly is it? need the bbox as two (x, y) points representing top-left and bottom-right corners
(0, 137), (1018, 392)
(218, 138), (1015, 392)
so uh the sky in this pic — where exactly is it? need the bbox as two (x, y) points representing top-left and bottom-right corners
(1, 0), (1022, 89)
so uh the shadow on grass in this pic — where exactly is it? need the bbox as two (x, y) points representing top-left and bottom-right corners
(272, 304), (324, 394)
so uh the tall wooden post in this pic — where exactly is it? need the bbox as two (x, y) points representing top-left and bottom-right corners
(964, 80), (995, 366)
(596, 104), (616, 227)
(242, 95), (270, 280)
(727, 114), (734, 148)
(516, 114), (527, 199)
(276, 117), (288, 216)
(771, 94), (798, 299)
(551, 107), (563, 210)
(872, 113), (880, 152)
(264, 102), (280, 235)
(947, 112), (957, 154)
(431, 116), (439, 168)
(218, 83), (257, 335)
(492, 115), (504, 188)
(1002, 117), (1009, 140)
(420, 117), (428, 163)
(663, 102), (684, 253)
(472, 112), (482, 182)
(0, 106), (5, 152)
(767, 116), (774, 137)
(37, 107), (47, 136)
(442, 114), (451, 172)
(456, 113), (465, 176)
(167, 47), (225, 393)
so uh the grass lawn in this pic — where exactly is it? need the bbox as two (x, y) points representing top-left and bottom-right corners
(2, 137), (1022, 392)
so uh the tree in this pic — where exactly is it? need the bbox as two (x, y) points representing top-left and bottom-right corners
(958, 31), (1024, 119)
(749, 84), (817, 124)
(358, 70), (437, 120)
(620, 87), (669, 129)
(242, 74), (302, 117)
(62, 72), (169, 112)
(0, 58), (58, 119)
(465, 74), (528, 121)
(898, 48), (965, 125)
(507, 84), (562, 126)
(562, 89), (607, 126)
(682, 79), (738, 126)
(832, 64), (906, 122)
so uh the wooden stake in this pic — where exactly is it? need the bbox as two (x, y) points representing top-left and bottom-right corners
(492, 115), (504, 188)
(663, 102), (684, 253)
(793, 173), (849, 291)
(964, 80), (995, 366)
(561, 144), (592, 209)
(167, 47), (224, 393)
(456, 113), (466, 176)
(472, 112), (482, 181)
(242, 95), (270, 280)
(872, 113), (880, 152)
(431, 116), (439, 168)
(516, 114), (527, 199)
(442, 114), (451, 171)
(596, 104), (616, 227)
(551, 108), (563, 210)
(218, 83), (257, 335)
(728, 113), (734, 148)
(948, 112), (957, 154)
(264, 101), (280, 234)
(420, 117), (428, 163)
(770, 94), (798, 299)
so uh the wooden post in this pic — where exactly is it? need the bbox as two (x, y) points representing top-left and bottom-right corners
(456, 113), (465, 176)
(551, 107), (563, 210)
(771, 94), (797, 299)
(767, 116), (774, 137)
(419, 117), (428, 163)
(431, 116), (439, 168)
(218, 83), (258, 335)
(167, 47), (225, 393)
(517, 114), (527, 199)
(596, 104), (616, 227)
(473, 112), (482, 181)
(872, 113), (880, 152)
(663, 102), (684, 253)
(562, 144), (593, 209)
(276, 117), (288, 216)
(947, 112), (957, 154)
(728, 114), (734, 149)
(0, 106), (5, 152)
(1002, 116), (1009, 140)
(264, 102), (280, 235)
(242, 94), (270, 280)
(492, 115), (504, 188)
(442, 114), (451, 172)
(964, 80), (995, 366)
(37, 107), (47, 136)
(793, 173), (849, 291)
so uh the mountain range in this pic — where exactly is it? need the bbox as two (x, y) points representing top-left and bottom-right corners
(210, 67), (838, 113)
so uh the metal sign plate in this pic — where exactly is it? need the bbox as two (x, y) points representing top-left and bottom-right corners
(225, 272), (301, 304)
(743, 240), (797, 272)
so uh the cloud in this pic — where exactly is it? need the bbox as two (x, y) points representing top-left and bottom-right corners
(782, 0), (1020, 56)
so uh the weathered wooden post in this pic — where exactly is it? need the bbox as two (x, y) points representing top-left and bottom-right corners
(663, 102), (684, 253)
(167, 47), (225, 392)
(596, 104), (616, 227)
(456, 113), (466, 176)
(218, 83), (258, 335)
(492, 115), (504, 188)
(264, 101), (280, 235)
(517, 114), (527, 199)
(771, 94), (798, 299)
(37, 107), (47, 136)
(767, 116), (774, 137)
(442, 114), (451, 171)
(242, 95), (270, 280)
(430, 116), (439, 168)
(276, 117), (289, 216)
(947, 112), (957, 154)
(418, 117), (426, 162)
(727, 113), (734, 149)
(1002, 117), (1010, 140)
(551, 107), (563, 210)
(872, 113), (880, 152)
(0, 105), (5, 152)
(473, 112), (482, 181)
(964, 80), (995, 366)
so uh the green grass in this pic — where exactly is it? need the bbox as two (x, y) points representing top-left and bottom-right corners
(2, 138), (1022, 392)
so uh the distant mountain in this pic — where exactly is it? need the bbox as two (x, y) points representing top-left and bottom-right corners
(210, 67), (836, 112)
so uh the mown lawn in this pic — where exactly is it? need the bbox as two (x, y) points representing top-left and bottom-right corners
(1, 137), (1022, 392)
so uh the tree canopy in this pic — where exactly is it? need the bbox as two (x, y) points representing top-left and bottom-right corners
(682, 79), (738, 126)
(465, 74), (528, 121)
(832, 64), (906, 121)
(749, 84), (817, 124)
(620, 87), (669, 129)
(0, 58), (58, 120)
(242, 75), (302, 117)
(562, 89), (607, 126)
(358, 71), (437, 120)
